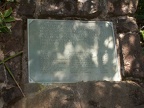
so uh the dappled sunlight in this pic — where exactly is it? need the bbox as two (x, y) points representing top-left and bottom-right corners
(73, 20), (98, 31)
(129, 35), (135, 46)
(105, 22), (111, 27)
(75, 44), (85, 53)
(78, 0), (88, 3)
(113, 72), (121, 81)
(28, 59), (33, 66)
(94, 82), (106, 96)
(121, 3), (129, 13)
(103, 77), (112, 81)
(63, 42), (74, 59)
(28, 20), (121, 83)
(91, 48), (98, 66)
(49, 91), (58, 98)
(119, 33), (125, 39)
(104, 36), (114, 49)
(102, 52), (108, 64)
(54, 71), (66, 81)
(113, 83), (121, 89)
(56, 53), (66, 61)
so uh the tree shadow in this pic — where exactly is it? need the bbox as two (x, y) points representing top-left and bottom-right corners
(28, 20), (120, 83)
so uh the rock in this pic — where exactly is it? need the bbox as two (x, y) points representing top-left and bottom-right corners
(119, 33), (144, 78)
(11, 81), (144, 108)
(116, 16), (138, 33)
(18, 0), (138, 18)
(77, 0), (104, 17)
(107, 0), (138, 16)
(2, 86), (23, 107)
(39, 0), (77, 17)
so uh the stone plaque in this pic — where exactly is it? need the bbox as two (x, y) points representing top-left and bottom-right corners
(28, 19), (121, 83)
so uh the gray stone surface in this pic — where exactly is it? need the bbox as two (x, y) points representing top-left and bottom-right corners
(28, 20), (120, 83)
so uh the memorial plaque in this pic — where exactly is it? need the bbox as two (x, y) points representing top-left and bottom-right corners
(28, 19), (121, 83)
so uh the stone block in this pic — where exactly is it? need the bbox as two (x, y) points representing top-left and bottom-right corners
(107, 0), (138, 16)
(116, 16), (138, 33)
(18, 0), (105, 18)
(39, 0), (77, 17)
(119, 33), (144, 78)
(38, 0), (104, 18)
(18, 0), (138, 18)
(77, 0), (105, 17)
(11, 81), (144, 108)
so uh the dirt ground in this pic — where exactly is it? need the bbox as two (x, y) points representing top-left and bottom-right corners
(0, 2), (24, 107)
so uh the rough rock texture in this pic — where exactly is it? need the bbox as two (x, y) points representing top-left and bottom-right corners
(116, 16), (138, 33)
(1, 0), (144, 107)
(119, 33), (144, 78)
(11, 81), (144, 108)
(107, 0), (138, 16)
(18, 0), (138, 18)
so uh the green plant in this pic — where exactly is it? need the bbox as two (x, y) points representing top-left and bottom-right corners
(0, 7), (15, 33)
(140, 29), (144, 41)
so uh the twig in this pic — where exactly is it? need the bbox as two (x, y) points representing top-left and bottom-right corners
(3, 63), (8, 84)
(4, 63), (25, 97)
(0, 51), (23, 65)
(141, 26), (144, 30)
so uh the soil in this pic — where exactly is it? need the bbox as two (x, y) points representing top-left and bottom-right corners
(0, 2), (24, 107)
(0, 1), (144, 108)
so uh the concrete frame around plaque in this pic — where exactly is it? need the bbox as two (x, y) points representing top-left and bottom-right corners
(28, 19), (121, 83)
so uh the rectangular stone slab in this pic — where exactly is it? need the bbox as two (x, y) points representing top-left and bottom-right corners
(28, 19), (121, 83)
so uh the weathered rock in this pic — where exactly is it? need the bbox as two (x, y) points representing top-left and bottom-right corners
(11, 81), (144, 108)
(18, 0), (138, 18)
(39, 0), (77, 17)
(107, 0), (138, 16)
(77, 0), (105, 17)
(116, 16), (138, 33)
(119, 33), (144, 78)
(2, 87), (22, 106)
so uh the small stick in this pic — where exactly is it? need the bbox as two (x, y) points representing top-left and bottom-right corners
(0, 51), (23, 65)
(4, 63), (25, 97)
